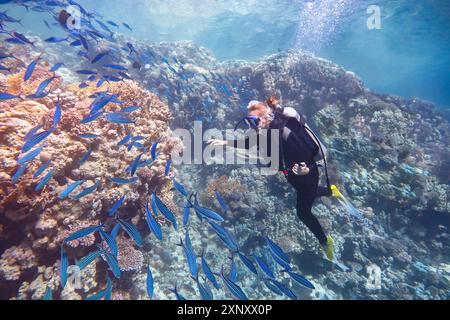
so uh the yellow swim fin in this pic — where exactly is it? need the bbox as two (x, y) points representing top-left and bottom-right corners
(330, 184), (346, 201)
(323, 235), (335, 261)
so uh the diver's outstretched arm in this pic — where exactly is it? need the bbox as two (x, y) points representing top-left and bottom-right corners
(207, 137), (257, 150)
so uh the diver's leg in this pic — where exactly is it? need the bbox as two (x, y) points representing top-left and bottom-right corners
(316, 186), (332, 198)
(296, 191), (328, 246)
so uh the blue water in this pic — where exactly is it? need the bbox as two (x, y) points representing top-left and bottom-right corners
(5, 0), (450, 106)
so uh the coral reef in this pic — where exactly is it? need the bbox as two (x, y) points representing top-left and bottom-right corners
(0, 31), (448, 300)
(0, 50), (183, 299)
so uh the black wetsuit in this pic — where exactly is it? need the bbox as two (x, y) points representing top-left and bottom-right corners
(229, 111), (331, 246)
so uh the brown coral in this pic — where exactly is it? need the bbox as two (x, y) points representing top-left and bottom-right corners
(0, 62), (183, 297)
(200, 175), (247, 206)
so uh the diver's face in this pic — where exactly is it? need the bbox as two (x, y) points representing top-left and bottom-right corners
(248, 105), (272, 130)
(258, 108), (273, 129)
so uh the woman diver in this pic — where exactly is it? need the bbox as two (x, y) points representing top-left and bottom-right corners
(208, 97), (335, 261)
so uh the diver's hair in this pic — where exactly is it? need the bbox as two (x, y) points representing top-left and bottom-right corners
(247, 100), (267, 116)
(266, 96), (279, 109)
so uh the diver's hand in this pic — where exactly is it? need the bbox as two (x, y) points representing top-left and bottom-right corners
(292, 163), (310, 176)
(207, 139), (227, 147)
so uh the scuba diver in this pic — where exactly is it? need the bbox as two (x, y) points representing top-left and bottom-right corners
(208, 97), (336, 261)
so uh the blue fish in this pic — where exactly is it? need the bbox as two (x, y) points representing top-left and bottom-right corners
(106, 113), (134, 124)
(108, 194), (125, 217)
(263, 278), (283, 296)
(267, 279), (297, 300)
(201, 250), (220, 289)
(182, 202), (190, 227)
(127, 141), (144, 152)
(208, 221), (239, 252)
(172, 178), (188, 197)
(237, 253), (258, 275)
(126, 42), (136, 54)
(79, 35), (89, 51)
(24, 124), (44, 141)
(253, 254), (275, 279)
(192, 205), (224, 222)
(269, 249), (292, 271)
(22, 128), (55, 153)
(118, 71), (132, 80)
(0, 92), (20, 100)
(131, 136), (145, 141)
(11, 164), (27, 183)
(60, 245), (68, 288)
(266, 237), (291, 270)
(117, 133), (132, 146)
(17, 146), (42, 165)
(169, 286), (186, 301)
(285, 270), (315, 289)
(145, 196), (162, 240)
(194, 276), (214, 300)
(110, 223), (121, 239)
(11, 31), (34, 46)
(24, 57), (40, 81)
(110, 177), (138, 185)
(152, 193), (177, 230)
(65, 224), (102, 242)
(214, 190), (229, 212)
(35, 170), (53, 191)
(74, 181), (99, 200)
(43, 286), (52, 300)
(81, 111), (103, 124)
(219, 265), (248, 300)
(90, 95), (113, 114)
(5, 38), (26, 45)
(91, 51), (109, 64)
(78, 148), (92, 166)
(117, 219), (143, 247)
(0, 54), (14, 60)
(102, 75), (122, 82)
(52, 103), (62, 127)
(229, 255), (238, 282)
(45, 36), (68, 43)
(99, 229), (118, 257)
(147, 266), (154, 299)
(0, 64), (11, 72)
(77, 51), (89, 59)
(77, 70), (97, 75)
(33, 160), (51, 179)
(103, 249), (121, 279)
(87, 75), (97, 82)
(50, 62), (64, 72)
(179, 231), (198, 277)
(27, 91), (49, 99)
(122, 106), (141, 113)
(59, 179), (85, 200)
(70, 39), (81, 47)
(79, 82), (88, 89)
(106, 20), (119, 28)
(78, 133), (99, 139)
(130, 153), (144, 176)
(35, 76), (56, 96)
(165, 159), (172, 176)
(122, 22), (132, 31)
(103, 64), (127, 71)
(150, 141), (158, 160)
(77, 250), (102, 270)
